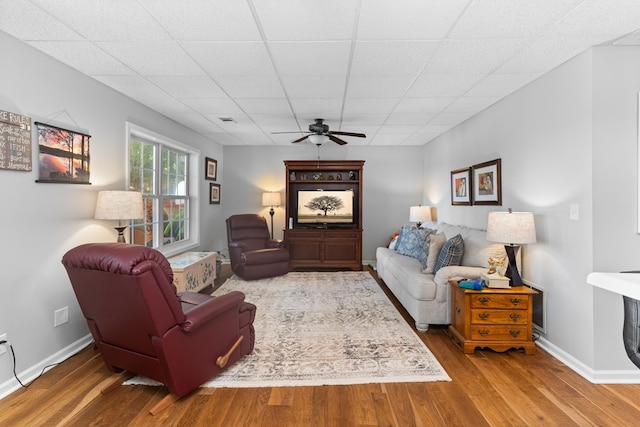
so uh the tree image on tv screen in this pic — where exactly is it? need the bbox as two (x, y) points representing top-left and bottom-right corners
(305, 195), (344, 216)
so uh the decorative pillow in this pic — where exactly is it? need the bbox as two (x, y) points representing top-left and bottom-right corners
(434, 234), (465, 273)
(422, 232), (447, 274)
(395, 226), (432, 268)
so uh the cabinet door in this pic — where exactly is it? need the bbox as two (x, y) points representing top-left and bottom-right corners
(452, 287), (466, 333)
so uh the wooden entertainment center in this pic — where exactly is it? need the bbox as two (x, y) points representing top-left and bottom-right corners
(284, 160), (364, 271)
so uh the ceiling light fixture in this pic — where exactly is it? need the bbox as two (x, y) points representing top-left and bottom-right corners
(308, 134), (329, 146)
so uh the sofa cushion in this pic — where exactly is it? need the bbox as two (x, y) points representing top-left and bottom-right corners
(422, 232), (446, 274)
(434, 234), (464, 273)
(395, 225), (432, 268)
(434, 223), (505, 268)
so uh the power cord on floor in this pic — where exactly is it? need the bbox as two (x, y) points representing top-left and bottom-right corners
(1, 339), (94, 388)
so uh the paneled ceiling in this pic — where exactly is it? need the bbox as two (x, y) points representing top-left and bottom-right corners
(2, 0), (640, 146)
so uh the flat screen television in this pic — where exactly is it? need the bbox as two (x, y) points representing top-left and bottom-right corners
(296, 189), (354, 227)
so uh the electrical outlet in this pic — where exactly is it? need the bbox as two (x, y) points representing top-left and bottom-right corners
(54, 307), (69, 327)
(0, 333), (7, 356)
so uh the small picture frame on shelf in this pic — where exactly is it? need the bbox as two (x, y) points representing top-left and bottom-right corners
(451, 167), (471, 205)
(472, 159), (501, 205)
(209, 183), (221, 204)
(205, 157), (217, 181)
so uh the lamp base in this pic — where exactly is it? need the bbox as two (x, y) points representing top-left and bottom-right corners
(268, 207), (275, 239)
(114, 226), (127, 243)
(504, 244), (523, 286)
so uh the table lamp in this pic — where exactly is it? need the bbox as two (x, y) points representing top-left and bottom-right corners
(486, 209), (536, 286)
(262, 191), (282, 239)
(409, 205), (432, 228)
(95, 191), (144, 243)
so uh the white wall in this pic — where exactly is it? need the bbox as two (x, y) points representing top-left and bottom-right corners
(0, 31), (223, 393)
(220, 145), (425, 262)
(591, 46), (640, 372)
(424, 46), (640, 378)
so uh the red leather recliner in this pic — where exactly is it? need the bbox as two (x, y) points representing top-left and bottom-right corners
(61, 243), (256, 414)
(226, 214), (290, 280)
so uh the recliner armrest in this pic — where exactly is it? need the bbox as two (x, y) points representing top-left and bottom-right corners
(180, 291), (246, 333)
(267, 239), (284, 248)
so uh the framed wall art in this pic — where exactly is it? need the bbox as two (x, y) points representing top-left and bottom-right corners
(209, 183), (221, 204)
(451, 167), (471, 205)
(35, 122), (91, 184)
(472, 158), (501, 205)
(205, 157), (217, 181)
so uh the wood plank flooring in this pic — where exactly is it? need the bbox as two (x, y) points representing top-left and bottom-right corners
(1, 265), (640, 426)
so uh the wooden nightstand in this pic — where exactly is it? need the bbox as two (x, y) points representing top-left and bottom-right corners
(449, 280), (537, 355)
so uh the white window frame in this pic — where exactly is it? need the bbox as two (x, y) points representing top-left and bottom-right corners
(126, 122), (200, 257)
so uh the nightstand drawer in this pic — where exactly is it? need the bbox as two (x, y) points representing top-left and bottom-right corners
(471, 294), (529, 309)
(470, 325), (529, 341)
(470, 309), (528, 325)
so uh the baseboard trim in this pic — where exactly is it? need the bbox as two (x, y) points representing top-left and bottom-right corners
(536, 337), (640, 384)
(0, 334), (93, 400)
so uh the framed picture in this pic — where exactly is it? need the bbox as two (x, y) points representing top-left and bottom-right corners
(472, 159), (502, 205)
(209, 183), (221, 204)
(205, 157), (217, 181)
(35, 122), (91, 184)
(451, 167), (471, 205)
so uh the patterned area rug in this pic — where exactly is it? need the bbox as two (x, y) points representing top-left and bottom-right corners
(126, 271), (450, 388)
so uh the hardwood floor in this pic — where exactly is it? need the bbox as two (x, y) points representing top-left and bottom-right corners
(2, 265), (640, 426)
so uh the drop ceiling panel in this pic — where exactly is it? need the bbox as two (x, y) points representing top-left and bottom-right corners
(180, 98), (244, 115)
(268, 42), (351, 75)
(343, 98), (400, 115)
(30, 0), (172, 41)
(544, 0), (640, 38)
(93, 75), (170, 100)
(253, 0), (360, 41)
(0, 0), (81, 40)
(407, 74), (486, 97)
(425, 39), (527, 74)
(444, 96), (501, 113)
(288, 98), (343, 115)
(214, 75), (286, 98)
(464, 73), (542, 97)
(148, 76), (228, 99)
(234, 98), (292, 114)
(139, 0), (261, 41)
(357, 0), (472, 40)
(97, 42), (205, 76)
(347, 75), (415, 98)
(28, 41), (134, 75)
(393, 97), (456, 114)
(449, 0), (583, 39)
(350, 41), (439, 76)
(184, 42), (276, 76)
(281, 76), (347, 98)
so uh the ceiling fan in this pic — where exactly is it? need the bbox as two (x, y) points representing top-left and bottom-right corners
(272, 118), (366, 145)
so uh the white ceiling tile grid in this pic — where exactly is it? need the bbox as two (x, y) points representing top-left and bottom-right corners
(2, 0), (640, 146)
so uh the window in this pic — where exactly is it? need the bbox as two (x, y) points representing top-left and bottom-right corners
(127, 123), (199, 255)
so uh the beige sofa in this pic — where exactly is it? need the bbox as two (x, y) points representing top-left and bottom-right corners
(376, 223), (506, 332)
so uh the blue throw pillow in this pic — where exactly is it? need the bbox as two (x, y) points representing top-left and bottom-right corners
(395, 226), (432, 268)
(434, 234), (465, 273)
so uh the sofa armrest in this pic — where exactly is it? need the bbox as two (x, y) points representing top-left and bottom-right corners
(267, 239), (284, 248)
(433, 265), (488, 302)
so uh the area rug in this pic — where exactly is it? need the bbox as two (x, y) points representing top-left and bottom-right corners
(126, 271), (450, 388)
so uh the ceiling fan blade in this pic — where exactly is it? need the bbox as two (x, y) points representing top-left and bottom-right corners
(329, 131), (366, 138)
(292, 135), (310, 143)
(328, 135), (348, 145)
(271, 131), (310, 134)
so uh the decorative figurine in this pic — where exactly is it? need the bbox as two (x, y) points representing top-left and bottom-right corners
(487, 257), (506, 276)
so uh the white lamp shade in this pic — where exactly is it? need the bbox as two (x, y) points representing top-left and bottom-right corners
(409, 205), (432, 223)
(308, 134), (329, 145)
(486, 211), (536, 244)
(262, 192), (282, 207)
(95, 191), (144, 220)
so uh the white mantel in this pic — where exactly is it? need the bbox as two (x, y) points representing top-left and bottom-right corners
(587, 272), (640, 300)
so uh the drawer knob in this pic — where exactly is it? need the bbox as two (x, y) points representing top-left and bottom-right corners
(510, 298), (522, 306)
(509, 330), (521, 338)
(478, 297), (490, 305)
(478, 329), (490, 337)
(478, 313), (490, 320)
(509, 313), (521, 322)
